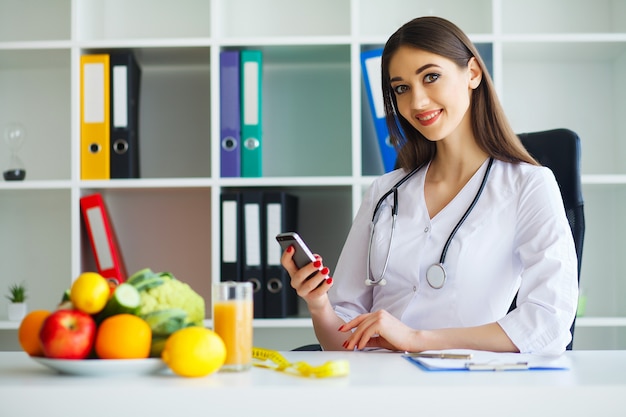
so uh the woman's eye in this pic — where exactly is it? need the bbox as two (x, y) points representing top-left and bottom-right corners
(424, 73), (440, 83)
(393, 85), (408, 95)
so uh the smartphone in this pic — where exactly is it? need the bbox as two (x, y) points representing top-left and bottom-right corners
(275, 232), (316, 269)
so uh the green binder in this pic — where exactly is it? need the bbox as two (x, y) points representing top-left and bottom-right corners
(240, 50), (263, 177)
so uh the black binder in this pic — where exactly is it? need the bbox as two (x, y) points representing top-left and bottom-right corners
(220, 192), (243, 283)
(262, 192), (299, 318)
(109, 51), (141, 178)
(241, 191), (265, 318)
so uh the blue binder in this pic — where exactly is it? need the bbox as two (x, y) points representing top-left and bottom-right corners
(361, 48), (396, 173)
(219, 50), (241, 177)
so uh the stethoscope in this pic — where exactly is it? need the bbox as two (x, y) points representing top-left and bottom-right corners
(365, 157), (494, 289)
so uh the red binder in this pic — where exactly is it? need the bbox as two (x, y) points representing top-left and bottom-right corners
(80, 193), (127, 284)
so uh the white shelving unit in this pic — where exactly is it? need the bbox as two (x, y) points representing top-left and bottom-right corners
(1, 0), (625, 350)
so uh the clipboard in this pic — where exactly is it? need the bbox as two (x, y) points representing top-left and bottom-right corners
(403, 349), (571, 372)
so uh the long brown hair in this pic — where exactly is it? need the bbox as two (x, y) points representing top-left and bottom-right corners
(381, 16), (537, 170)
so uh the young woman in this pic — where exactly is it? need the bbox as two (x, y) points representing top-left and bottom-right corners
(281, 16), (578, 355)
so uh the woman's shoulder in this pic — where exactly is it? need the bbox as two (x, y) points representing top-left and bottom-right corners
(495, 159), (555, 183)
(494, 159), (561, 200)
(369, 167), (418, 190)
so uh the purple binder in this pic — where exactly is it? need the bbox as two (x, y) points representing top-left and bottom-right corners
(220, 51), (241, 177)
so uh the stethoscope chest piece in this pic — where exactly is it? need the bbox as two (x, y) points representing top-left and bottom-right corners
(426, 263), (446, 289)
(365, 277), (387, 286)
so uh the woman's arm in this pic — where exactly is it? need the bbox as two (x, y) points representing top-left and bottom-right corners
(339, 309), (518, 352)
(308, 293), (349, 351)
(280, 246), (347, 350)
(497, 166), (578, 354)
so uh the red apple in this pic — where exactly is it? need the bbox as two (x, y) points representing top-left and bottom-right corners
(39, 309), (96, 359)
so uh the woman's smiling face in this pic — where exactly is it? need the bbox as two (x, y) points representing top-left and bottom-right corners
(388, 45), (480, 143)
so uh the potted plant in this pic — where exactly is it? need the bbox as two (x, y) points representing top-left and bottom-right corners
(6, 282), (27, 321)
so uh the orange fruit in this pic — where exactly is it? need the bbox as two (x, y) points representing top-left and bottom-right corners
(95, 314), (152, 359)
(70, 272), (110, 314)
(18, 310), (51, 356)
(162, 327), (226, 377)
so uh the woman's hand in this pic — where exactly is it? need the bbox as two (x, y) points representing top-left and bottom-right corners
(338, 309), (419, 352)
(280, 245), (333, 312)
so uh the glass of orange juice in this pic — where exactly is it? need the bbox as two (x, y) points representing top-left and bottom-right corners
(212, 281), (253, 371)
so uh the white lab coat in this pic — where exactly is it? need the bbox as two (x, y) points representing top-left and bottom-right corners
(329, 158), (578, 355)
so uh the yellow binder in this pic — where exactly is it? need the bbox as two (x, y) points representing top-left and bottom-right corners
(80, 54), (110, 180)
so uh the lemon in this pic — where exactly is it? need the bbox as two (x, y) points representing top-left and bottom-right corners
(162, 327), (226, 377)
(70, 272), (110, 314)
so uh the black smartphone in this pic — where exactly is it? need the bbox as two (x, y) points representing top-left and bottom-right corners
(275, 232), (316, 269)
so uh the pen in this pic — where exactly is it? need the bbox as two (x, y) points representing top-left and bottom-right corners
(465, 362), (529, 371)
(404, 352), (473, 360)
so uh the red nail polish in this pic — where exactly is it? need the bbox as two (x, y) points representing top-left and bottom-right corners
(320, 267), (329, 275)
(338, 324), (343, 331)
(313, 260), (322, 268)
(287, 245), (294, 253)
(326, 277), (333, 285)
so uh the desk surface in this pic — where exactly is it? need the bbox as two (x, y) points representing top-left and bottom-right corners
(1, 350), (626, 416)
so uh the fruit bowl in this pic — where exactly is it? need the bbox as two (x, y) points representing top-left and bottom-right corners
(31, 356), (167, 377)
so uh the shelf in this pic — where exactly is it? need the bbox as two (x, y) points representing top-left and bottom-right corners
(577, 317), (626, 328)
(583, 175), (626, 185)
(79, 178), (216, 190)
(203, 318), (313, 328)
(2, 0), (626, 351)
(6, 317), (623, 331)
(0, 317), (314, 330)
(0, 180), (72, 190)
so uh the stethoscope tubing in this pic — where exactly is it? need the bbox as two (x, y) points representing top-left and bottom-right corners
(437, 157), (494, 264)
(366, 157), (494, 289)
(366, 165), (422, 286)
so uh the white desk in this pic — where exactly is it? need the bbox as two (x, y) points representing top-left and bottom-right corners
(1, 350), (625, 416)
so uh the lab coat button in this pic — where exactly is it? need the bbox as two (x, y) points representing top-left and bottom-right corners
(424, 226), (429, 233)
(413, 285), (417, 292)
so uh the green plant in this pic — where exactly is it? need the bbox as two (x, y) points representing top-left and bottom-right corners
(6, 282), (26, 303)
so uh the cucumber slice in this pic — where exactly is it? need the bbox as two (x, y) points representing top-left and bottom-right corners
(97, 283), (141, 322)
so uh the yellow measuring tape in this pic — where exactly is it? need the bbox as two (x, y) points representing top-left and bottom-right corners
(252, 347), (349, 378)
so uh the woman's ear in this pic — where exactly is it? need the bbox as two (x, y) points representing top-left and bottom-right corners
(468, 57), (482, 90)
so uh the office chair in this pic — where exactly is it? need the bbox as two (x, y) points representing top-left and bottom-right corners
(292, 128), (585, 352)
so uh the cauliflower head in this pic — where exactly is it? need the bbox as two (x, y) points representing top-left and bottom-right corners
(138, 276), (205, 325)
(127, 269), (205, 330)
